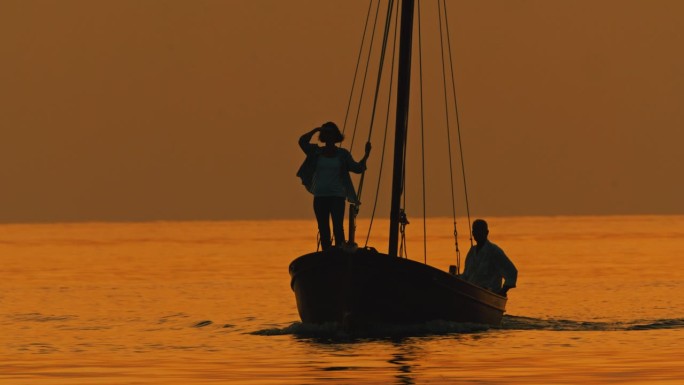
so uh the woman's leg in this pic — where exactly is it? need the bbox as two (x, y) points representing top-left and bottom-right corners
(330, 197), (346, 247)
(313, 197), (332, 250)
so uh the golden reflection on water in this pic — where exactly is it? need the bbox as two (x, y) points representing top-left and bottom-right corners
(1, 216), (683, 384)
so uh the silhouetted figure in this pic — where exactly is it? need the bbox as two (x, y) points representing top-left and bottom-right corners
(297, 122), (371, 251)
(461, 219), (518, 296)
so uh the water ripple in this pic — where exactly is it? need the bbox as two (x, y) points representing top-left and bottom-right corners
(9, 313), (77, 323)
(252, 315), (684, 339)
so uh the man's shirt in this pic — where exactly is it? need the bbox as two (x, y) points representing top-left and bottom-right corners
(461, 240), (518, 292)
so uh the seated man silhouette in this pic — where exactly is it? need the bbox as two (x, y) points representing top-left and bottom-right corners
(461, 219), (518, 296)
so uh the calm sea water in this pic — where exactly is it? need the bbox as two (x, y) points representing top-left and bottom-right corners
(1, 216), (683, 384)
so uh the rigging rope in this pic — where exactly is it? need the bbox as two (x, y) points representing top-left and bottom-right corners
(400, 95), (409, 258)
(355, 0), (396, 201)
(346, 0), (473, 266)
(345, 0), (383, 149)
(442, 0), (474, 249)
(365, 0), (400, 248)
(345, 0), (395, 246)
(437, 0), (461, 272)
(338, 0), (391, 246)
(417, 0), (427, 264)
(399, 209), (409, 259)
(342, 0), (375, 135)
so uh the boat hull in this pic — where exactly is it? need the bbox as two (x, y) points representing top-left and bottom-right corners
(289, 248), (507, 326)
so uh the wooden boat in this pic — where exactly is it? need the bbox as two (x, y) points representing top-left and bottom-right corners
(290, 248), (506, 326)
(290, 0), (508, 327)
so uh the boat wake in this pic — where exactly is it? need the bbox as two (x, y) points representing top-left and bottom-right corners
(503, 315), (684, 331)
(251, 316), (684, 339)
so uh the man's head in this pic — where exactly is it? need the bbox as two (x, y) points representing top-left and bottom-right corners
(472, 219), (489, 245)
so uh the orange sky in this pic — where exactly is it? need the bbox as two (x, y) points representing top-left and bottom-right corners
(1, 0), (683, 223)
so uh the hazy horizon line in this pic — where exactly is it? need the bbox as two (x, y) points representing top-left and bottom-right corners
(1, 212), (682, 226)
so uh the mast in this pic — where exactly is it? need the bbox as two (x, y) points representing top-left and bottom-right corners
(388, 0), (415, 257)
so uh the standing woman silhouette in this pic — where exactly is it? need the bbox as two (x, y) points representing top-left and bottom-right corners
(297, 122), (371, 251)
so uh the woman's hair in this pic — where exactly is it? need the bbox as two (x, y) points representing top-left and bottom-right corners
(319, 121), (344, 143)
